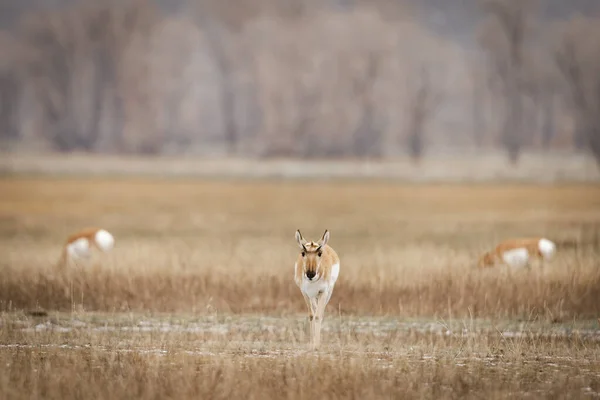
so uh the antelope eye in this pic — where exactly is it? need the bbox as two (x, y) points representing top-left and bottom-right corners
(301, 251), (306, 257)
(317, 251), (322, 257)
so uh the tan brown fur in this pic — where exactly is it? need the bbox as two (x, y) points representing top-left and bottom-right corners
(294, 229), (340, 350)
(64, 227), (105, 247)
(56, 227), (111, 270)
(478, 237), (549, 269)
(294, 241), (339, 286)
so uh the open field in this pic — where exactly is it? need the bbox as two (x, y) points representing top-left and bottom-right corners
(1, 176), (600, 398)
(1, 177), (600, 317)
(1, 312), (600, 399)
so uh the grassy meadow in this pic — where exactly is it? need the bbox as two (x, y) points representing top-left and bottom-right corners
(1, 175), (600, 398)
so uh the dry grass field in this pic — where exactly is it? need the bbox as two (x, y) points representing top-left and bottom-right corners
(1, 176), (600, 398)
(1, 312), (600, 399)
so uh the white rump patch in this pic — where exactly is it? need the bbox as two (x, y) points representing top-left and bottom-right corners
(67, 238), (91, 259)
(501, 248), (529, 268)
(331, 263), (340, 284)
(95, 229), (115, 252)
(538, 238), (556, 260)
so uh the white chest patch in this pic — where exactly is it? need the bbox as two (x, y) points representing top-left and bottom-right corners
(301, 278), (331, 299)
(501, 248), (529, 268)
(297, 262), (340, 299)
(67, 238), (91, 259)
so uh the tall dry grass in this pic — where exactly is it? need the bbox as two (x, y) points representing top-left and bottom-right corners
(1, 313), (599, 399)
(0, 177), (599, 319)
(2, 343), (598, 399)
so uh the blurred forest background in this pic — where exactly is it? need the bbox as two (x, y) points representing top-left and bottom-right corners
(1, 0), (600, 165)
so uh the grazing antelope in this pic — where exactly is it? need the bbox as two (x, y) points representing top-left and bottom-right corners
(57, 227), (115, 268)
(294, 229), (340, 350)
(477, 237), (556, 269)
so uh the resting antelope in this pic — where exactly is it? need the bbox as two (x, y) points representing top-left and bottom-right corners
(57, 227), (115, 268)
(294, 229), (340, 350)
(477, 237), (556, 269)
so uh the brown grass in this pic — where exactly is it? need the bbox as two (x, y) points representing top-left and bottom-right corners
(0, 177), (599, 320)
(1, 176), (600, 398)
(1, 312), (599, 399)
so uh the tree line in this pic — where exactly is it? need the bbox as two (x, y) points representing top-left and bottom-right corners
(0, 0), (599, 165)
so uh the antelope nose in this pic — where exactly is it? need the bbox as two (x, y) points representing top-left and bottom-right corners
(306, 271), (316, 280)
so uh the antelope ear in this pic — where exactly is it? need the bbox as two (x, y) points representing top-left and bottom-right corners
(318, 229), (330, 248)
(295, 230), (307, 250)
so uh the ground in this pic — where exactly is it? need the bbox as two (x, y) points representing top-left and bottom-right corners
(1, 312), (599, 399)
(0, 175), (599, 399)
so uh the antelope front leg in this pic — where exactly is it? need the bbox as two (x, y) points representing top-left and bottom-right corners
(302, 293), (318, 349)
(309, 296), (321, 349)
(312, 291), (330, 350)
(302, 292), (314, 322)
(302, 293), (315, 343)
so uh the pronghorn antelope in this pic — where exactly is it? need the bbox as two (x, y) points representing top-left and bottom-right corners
(294, 229), (340, 350)
(57, 227), (115, 268)
(477, 237), (556, 269)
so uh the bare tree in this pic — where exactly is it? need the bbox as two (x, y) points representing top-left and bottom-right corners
(534, 65), (558, 151)
(513, 46), (558, 151)
(292, 80), (322, 158)
(0, 33), (20, 142)
(0, 73), (19, 141)
(404, 66), (442, 162)
(555, 15), (600, 166)
(351, 50), (384, 158)
(469, 56), (488, 148)
(477, 0), (538, 164)
(259, 75), (321, 159)
(539, 93), (556, 149)
(189, 0), (269, 155)
(92, 0), (158, 153)
(15, 0), (158, 153)
(18, 12), (76, 151)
